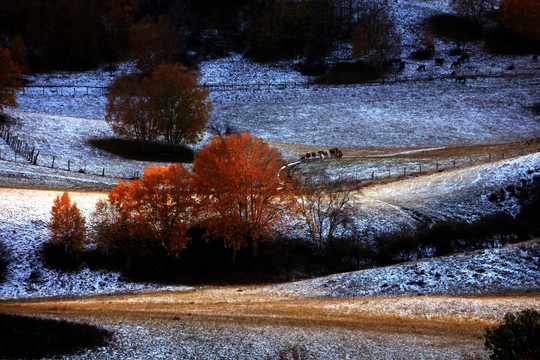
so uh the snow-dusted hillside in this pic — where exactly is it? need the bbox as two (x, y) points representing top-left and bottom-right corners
(1, 153), (539, 299)
(0, 188), (189, 299)
(0, 0), (539, 303)
(267, 240), (540, 299)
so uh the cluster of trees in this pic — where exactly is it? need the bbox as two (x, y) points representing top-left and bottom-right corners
(49, 133), (299, 266)
(498, 0), (540, 42)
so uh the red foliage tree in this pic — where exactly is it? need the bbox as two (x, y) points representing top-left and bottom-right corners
(48, 192), (87, 253)
(192, 132), (299, 263)
(95, 164), (194, 257)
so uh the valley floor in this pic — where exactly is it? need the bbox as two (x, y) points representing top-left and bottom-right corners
(3, 287), (539, 359)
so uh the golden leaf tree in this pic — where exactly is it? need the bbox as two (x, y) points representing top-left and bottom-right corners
(192, 132), (298, 263)
(106, 62), (211, 153)
(48, 192), (87, 253)
(145, 63), (212, 152)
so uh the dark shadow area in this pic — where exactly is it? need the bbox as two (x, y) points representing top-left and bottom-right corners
(530, 103), (540, 116)
(316, 62), (382, 84)
(484, 23), (540, 55)
(0, 241), (8, 284)
(428, 14), (483, 45)
(88, 138), (195, 163)
(0, 313), (113, 359)
(0, 113), (14, 125)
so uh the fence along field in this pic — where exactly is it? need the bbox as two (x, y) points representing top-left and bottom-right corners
(0, 125), (140, 181)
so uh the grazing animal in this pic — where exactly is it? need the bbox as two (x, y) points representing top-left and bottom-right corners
(450, 70), (456, 77)
(328, 147), (342, 158)
(435, 58), (444, 66)
(311, 152), (316, 158)
(450, 61), (461, 69)
(458, 54), (470, 63)
(533, 55), (538, 62)
(417, 64), (426, 71)
(456, 76), (466, 83)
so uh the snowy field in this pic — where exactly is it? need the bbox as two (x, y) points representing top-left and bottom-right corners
(0, 188), (189, 299)
(0, 0), (538, 300)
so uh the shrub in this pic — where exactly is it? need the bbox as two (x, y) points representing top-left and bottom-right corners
(484, 309), (540, 360)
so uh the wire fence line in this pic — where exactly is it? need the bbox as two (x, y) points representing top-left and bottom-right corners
(0, 125), (140, 181)
(16, 70), (539, 97)
(294, 146), (540, 189)
(1, 122), (539, 189)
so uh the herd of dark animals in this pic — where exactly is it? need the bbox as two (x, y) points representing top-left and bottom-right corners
(386, 47), (538, 84)
(300, 147), (343, 161)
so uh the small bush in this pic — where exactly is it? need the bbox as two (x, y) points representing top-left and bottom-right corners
(316, 61), (382, 84)
(484, 309), (540, 360)
(267, 345), (312, 360)
(0, 313), (113, 359)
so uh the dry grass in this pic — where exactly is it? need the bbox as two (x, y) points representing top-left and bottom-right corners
(2, 286), (538, 341)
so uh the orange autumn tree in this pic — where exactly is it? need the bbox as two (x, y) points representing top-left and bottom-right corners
(499, 0), (540, 42)
(96, 164), (194, 257)
(48, 192), (87, 253)
(192, 132), (299, 263)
